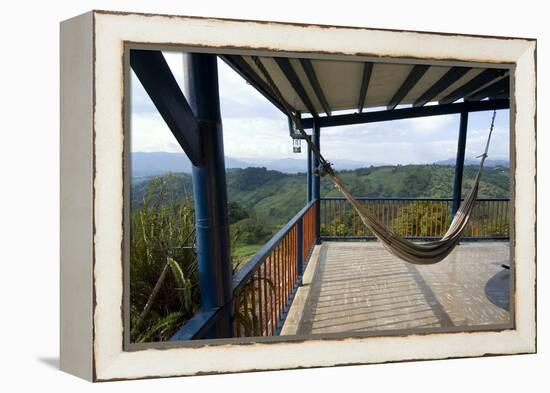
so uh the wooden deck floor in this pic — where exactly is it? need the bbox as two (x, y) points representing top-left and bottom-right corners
(281, 242), (511, 336)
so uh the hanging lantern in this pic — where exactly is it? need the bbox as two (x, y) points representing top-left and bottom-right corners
(293, 138), (302, 153)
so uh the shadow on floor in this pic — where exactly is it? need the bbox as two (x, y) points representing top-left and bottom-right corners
(485, 268), (510, 311)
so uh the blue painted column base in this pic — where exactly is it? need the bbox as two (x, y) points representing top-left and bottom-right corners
(187, 53), (234, 339)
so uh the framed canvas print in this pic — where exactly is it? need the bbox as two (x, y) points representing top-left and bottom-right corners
(60, 10), (536, 381)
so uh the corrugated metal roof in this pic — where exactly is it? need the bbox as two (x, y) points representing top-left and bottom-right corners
(223, 55), (509, 117)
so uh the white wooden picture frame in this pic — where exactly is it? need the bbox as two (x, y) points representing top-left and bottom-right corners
(60, 10), (536, 381)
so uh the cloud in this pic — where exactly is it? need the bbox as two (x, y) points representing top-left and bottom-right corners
(321, 137), (459, 165)
(465, 126), (509, 159)
(223, 116), (308, 159)
(402, 114), (457, 132)
(131, 112), (181, 153)
(163, 52), (185, 86)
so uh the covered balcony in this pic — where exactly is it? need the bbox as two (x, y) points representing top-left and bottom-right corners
(130, 49), (512, 342)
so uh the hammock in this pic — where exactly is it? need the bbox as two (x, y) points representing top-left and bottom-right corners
(252, 57), (496, 265)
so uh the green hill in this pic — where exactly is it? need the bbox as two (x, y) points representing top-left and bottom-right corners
(132, 164), (509, 227)
(321, 164), (509, 200)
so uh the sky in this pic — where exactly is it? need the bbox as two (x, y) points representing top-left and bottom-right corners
(131, 52), (510, 166)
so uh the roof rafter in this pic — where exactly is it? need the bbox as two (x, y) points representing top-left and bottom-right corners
(387, 64), (430, 110)
(220, 55), (293, 115)
(413, 67), (471, 107)
(299, 59), (331, 116)
(275, 57), (318, 117)
(439, 69), (506, 104)
(465, 76), (509, 101)
(358, 62), (374, 113)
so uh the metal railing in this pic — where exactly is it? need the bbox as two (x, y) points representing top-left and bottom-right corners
(172, 200), (317, 340)
(170, 196), (509, 341)
(232, 200), (317, 337)
(320, 197), (510, 241)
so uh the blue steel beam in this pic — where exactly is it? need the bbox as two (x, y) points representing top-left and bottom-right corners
(297, 218), (304, 282)
(130, 50), (202, 165)
(220, 55), (292, 115)
(187, 53), (234, 339)
(439, 69), (505, 104)
(312, 121), (321, 244)
(387, 65), (430, 110)
(307, 143), (312, 202)
(170, 307), (221, 341)
(275, 57), (318, 117)
(413, 66), (471, 107)
(300, 99), (509, 129)
(358, 62), (374, 113)
(299, 59), (331, 116)
(452, 111), (469, 216)
(465, 76), (510, 102)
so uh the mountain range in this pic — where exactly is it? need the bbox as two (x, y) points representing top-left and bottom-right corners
(434, 158), (509, 167)
(131, 151), (509, 178)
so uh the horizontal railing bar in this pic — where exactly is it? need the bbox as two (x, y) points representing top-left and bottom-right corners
(232, 200), (316, 294)
(320, 197), (510, 202)
(170, 307), (221, 341)
(321, 236), (510, 241)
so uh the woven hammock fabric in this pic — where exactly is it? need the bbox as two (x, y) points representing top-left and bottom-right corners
(325, 163), (484, 264)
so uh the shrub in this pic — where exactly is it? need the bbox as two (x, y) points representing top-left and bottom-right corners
(130, 177), (199, 343)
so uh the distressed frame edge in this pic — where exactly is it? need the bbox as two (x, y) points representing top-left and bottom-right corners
(511, 41), (537, 354)
(86, 11), (536, 381)
(59, 11), (96, 381)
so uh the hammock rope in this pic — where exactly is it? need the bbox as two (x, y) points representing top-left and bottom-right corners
(251, 56), (497, 264)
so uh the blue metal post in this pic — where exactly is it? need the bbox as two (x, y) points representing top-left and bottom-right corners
(307, 144), (312, 202)
(187, 54), (233, 338)
(297, 218), (304, 284)
(312, 121), (321, 244)
(452, 111), (468, 216)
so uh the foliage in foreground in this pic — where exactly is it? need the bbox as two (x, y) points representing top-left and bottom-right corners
(130, 175), (266, 342)
(130, 175), (199, 343)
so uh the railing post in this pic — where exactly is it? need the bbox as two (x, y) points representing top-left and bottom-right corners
(187, 53), (234, 339)
(312, 120), (321, 244)
(307, 143), (312, 202)
(297, 217), (304, 284)
(452, 110), (468, 216)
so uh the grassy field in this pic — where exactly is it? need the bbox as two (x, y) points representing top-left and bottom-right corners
(232, 243), (263, 268)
